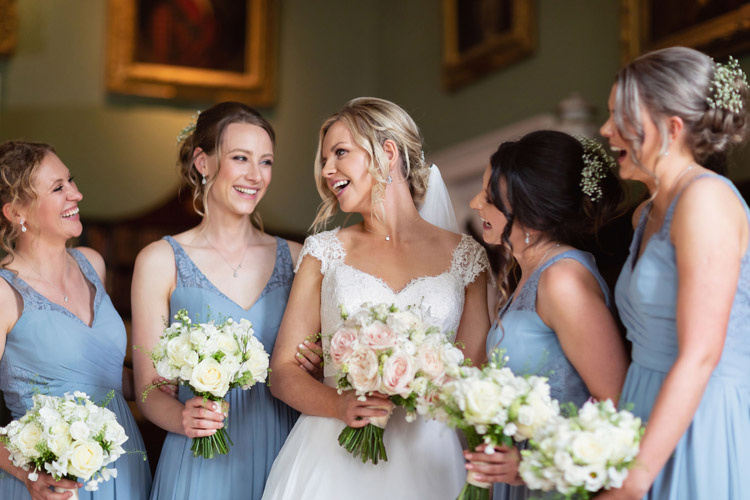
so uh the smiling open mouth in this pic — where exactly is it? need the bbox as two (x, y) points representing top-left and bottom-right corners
(332, 180), (350, 194)
(61, 207), (79, 218)
(235, 186), (259, 195)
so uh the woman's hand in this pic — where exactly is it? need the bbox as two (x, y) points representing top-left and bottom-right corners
(335, 391), (393, 428)
(24, 471), (81, 500)
(154, 376), (178, 398)
(181, 396), (228, 438)
(594, 467), (650, 500)
(464, 443), (524, 486)
(296, 338), (323, 380)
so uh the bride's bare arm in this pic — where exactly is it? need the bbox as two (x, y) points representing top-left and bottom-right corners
(455, 270), (490, 366)
(269, 255), (391, 425)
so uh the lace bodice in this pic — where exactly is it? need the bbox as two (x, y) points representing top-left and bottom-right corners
(296, 228), (490, 381)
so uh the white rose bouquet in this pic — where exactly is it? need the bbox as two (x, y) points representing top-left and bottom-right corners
(146, 308), (269, 459)
(0, 391), (127, 498)
(518, 399), (644, 499)
(431, 352), (560, 500)
(327, 303), (464, 464)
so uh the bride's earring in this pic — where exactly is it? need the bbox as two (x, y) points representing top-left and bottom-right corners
(385, 175), (393, 184)
(524, 232), (530, 245)
(20, 219), (26, 233)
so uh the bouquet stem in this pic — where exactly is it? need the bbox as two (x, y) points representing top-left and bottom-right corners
(337, 422), (388, 464)
(53, 487), (80, 499)
(190, 425), (233, 459)
(457, 427), (491, 500)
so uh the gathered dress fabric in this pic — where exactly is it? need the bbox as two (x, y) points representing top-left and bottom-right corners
(149, 236), (298, 500)
(261, 229), (491, 500)
(487, 250), (611, 500)
(615, 174), (750, 500)
(0, 249), (151, 499)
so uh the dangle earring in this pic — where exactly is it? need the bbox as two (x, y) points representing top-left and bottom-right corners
(386, 175), (393, 184)
(20, 219), (26, 233)
(524, 232), (530, 245)
(201, 173), (207, 185)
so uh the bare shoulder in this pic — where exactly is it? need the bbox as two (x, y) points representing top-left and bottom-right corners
(75, 247), (106, 281)
(134, 239), (176, 276)
(538, 257), (604, 305)
(676, 175), (744, 220)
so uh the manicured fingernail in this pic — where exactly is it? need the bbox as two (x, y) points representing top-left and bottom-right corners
(296, 352), (303, 358)
(465, 463), (473, 470)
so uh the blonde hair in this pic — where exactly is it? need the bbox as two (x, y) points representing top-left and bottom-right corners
(0, 140), (55, 265)
(311, 97), (430, 232)
(177, 101), (275, 228)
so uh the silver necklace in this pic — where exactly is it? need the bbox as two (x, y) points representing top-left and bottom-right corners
(362, 216), (420, 242)
(205, 235), (252, 278)
(525, 242), (561, 279)
(25, 254), (70, 302)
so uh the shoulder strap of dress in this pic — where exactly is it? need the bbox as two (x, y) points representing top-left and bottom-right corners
(162, 235), (188, 287)
(449, 234), (492, 287)
(532, 249), (612, 308)
(295, 228), (345, 275)
(68, 249), (102, 289)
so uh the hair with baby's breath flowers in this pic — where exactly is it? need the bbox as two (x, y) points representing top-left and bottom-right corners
(577, 136), (617, 203)
(707, 56), (748, 113)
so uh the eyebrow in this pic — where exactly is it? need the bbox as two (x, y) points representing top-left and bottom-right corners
(328, 141), (347, 153)
(226, 148), (273, 158)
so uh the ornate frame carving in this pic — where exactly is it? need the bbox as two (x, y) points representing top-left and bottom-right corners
(106, 0), (277, 104)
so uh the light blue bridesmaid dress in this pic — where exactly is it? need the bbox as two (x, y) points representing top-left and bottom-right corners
(149, 236), (298, 500)
(486, 249), (611, 500)
(616, 174), (750, 500)
(0, 249), (151, 499)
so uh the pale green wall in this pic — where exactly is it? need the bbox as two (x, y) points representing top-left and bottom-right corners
(1, 0), (748, 233)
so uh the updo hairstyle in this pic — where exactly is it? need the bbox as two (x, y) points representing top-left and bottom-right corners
(488, 130), (626, 304)
(0, 140), (56, 264)
(177, 101), (275, 218)
(311, 97), (430, 231)
(614, 46), (749, 175)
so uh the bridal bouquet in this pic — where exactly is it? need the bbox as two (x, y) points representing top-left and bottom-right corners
(0, 392), (127, 498)
(431, 352), (560, 500)
(146, 309), (269, 459)
(518, 399), (644, 499)
(328, 303), (464, 464)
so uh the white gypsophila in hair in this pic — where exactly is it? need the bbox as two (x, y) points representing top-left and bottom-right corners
(707, 56), (748, 114)
(176, 111), (201, 144)
(577, 136), (617, 203)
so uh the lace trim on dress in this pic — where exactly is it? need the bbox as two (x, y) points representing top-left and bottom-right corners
(450, 234), (492, 287)
(295, 228), (345, 275)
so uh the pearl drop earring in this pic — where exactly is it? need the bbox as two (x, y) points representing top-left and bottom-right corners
(20, 219), (26, 233)
(525, 232), (530, 245)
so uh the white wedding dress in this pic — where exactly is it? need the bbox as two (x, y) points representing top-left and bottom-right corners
(262, 228), (490, 500)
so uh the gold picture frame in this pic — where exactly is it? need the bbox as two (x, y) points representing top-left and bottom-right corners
(106, 0), (277, 105)
(620, 0), (750, 65)
(442, 0), (535, 92)
(0, 0), (18, 57)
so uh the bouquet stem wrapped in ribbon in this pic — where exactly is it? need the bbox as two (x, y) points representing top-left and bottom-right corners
(0, 392), (128, 494)
(431, 351), (560, 500)
(145, 309), (270, 459)
(329, 303), (465, 465)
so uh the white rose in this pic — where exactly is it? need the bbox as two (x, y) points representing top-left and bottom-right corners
(216, 333), (239, 355)
(381, 350), (415, 396)
(69, 421), (91, 441)
(346, 346), (380, 393)
(155, 358), (177, 380)
(464, 380), (503, 425)
(189, 329), (207, 346)
(189, 358), (231, 398)
(167, 335), (195, 367)
(103, 421), (128, 449)
(242, 351), (270, 386)
(68, 440), (104, 480)
(570, 431), (610, 465)
(44, 420), (72, 456)
(15, 422), (43, 458)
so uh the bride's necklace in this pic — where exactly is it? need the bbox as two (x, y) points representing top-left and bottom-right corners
(362, 216), (421, 242)
(205, 234), (252, 278)
(23, 253), (70, 303)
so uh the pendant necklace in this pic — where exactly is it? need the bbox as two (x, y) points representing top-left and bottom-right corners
(26, 254), (70, 303)
(362, 216), (421, 242)
(205, 235), (252, 278)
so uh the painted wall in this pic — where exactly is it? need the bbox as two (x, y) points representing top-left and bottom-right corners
(1, 0), (748, 233)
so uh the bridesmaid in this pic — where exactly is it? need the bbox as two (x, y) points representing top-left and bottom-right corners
(597, 47), (749, 499)
(0, 141), (151, 499)
(466, 130), (629, 499)
(131, 102), (301, 500)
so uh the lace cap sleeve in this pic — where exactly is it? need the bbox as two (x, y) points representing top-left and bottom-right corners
(294, 228), (345, 275)
(450, 234), (493, 287)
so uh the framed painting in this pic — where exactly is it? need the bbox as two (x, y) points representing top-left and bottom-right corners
(620, 0), (750, 64)
(106, 0), (277, 105)
(0, 0), (18, 57)
(442, 0), (536, 91)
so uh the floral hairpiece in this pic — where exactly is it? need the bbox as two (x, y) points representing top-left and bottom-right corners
(576, 136), (616, 203)
(707, 56), (747, 113)
(176, 111), (201, 145)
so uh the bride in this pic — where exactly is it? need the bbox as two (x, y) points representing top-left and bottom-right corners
(261, 97), (491, 499)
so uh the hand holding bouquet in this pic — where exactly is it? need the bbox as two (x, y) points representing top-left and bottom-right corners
(146, 309), (269, 458)
(0, 392), (127, 497)
(518, 399), (644, 499)
(431, 352), (560, 500)
(328, 303), (464, 464)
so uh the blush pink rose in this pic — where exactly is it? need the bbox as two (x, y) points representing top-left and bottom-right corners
(382, 350), (415, 396)
(417, 343), (446, 383)
(360, 323), (398, 350)
(330, 328), (358, 366)
(347, 346), (380, 393)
